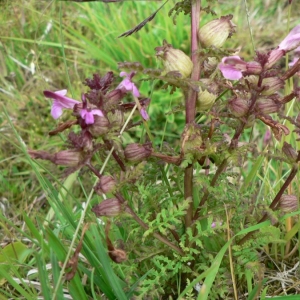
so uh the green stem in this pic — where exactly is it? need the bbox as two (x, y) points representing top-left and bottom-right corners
(184, 0), (201, 230)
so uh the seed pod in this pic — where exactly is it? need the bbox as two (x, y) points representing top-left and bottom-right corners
(92, 198), (122, 217)
(54, 150), (81, 166)
(280, 194), (298, 212)
(155, 40), (193, 78)
(124, 143), (152, 163)
(228, 97), (249, 117)
(196, 89), (217, 111)
(255, 97), (281, 114)
(89, 115), (110, 137)
(199, 15), (236, 48)
(262, 77), (284, 96)
(95, 176), (116, 194)
(282, 142), (298, 163)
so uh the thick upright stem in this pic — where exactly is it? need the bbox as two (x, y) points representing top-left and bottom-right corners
(184, 0), (201, 229)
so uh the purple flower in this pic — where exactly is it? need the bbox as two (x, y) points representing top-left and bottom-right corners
(219, 56), (262, 80)
(117, 71), (140, 97)
(44, 90), (80, 119)
(44, 89), (103, 125)
(80, 108), (103, 125)
(279, 25), (300, 52)
(218, 56), (246, 80)
(267, 26), (300, 68)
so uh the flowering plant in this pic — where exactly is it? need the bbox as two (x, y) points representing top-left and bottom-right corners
(26, 1), (300, 299)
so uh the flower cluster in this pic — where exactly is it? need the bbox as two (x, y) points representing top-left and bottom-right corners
(29, 71), (151, 173)
(214, 25), (300, 140)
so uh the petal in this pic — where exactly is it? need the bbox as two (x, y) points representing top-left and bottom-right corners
(80, 109), (87, 119)
(219, 63), (243, 80)
(122, 78), (133, 90)
(279, 25), (300, 51)
(119, 71), (128, 78)
(44, 90), (80, 109)
(55, 89), (68, 96)
(51, 101), (64, 119)
(132, 84), (140, 97)
(91, 109), (104, 117)
(84, 111), (95, 124)
(140, 108), (149, 120)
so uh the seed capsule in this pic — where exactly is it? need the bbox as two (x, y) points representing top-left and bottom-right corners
(199, 15), (236, 48)
(155, 40), (193, 78)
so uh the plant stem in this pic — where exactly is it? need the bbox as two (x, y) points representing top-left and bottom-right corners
(184, 0), (201, 229)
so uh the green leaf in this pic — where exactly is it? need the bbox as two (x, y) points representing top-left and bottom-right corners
(0, 241), (31, 286)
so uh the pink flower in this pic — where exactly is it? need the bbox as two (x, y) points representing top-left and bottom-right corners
(44, 90), (80, 119)
(267, 25), (300, 68)
(117, 72), (140, 97)
(140, 108), (149, 121)
(80, 108), (103, 125)
(219, 56), (246, 80)
(279, 25), (300, 52)
(44, 89), (103, 124)
(218, 56), (261, 80)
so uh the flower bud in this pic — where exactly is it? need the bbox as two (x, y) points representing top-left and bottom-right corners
(279, 194), (298, 212)
(54, 150), (81, 166)
(282, 142), (298, 163)
(89, 115), (110, 137)
(228, 97), (249, 117)
(155, 40), (193, 78)
(265, 49), (284, 69)
(196, 88), (217, 111)
(124, 143), (152, 163)
(92, 198), (122, 217)
(279, 25), (300, 52)
(262, 77), (284, 95)
(255, 97), (281, 114)
(245, 61), (262, 75)
(245, 76), (284, 95)
(94, 176), (116, 194)
(199, 15), (236, 48)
